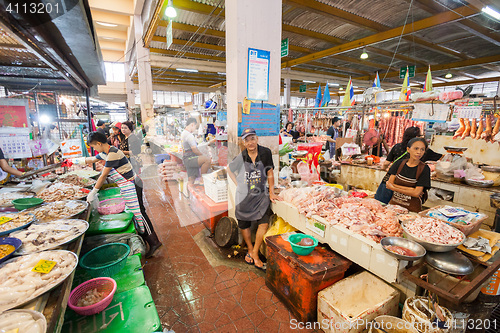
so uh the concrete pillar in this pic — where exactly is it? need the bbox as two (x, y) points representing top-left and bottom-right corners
(225, 0), (282, 217)
(134, 14), (154, 123)
(284, 76), (291, 108)
(125, 61), (135, 111)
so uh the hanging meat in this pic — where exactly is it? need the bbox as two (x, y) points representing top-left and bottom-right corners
(491, 116), (500, 142)
(470, 118), (477, 139)
(476, 117), (484, 140)
(481, 115), (493, 141)
(461, 119), (471, 140)
(453, 118), (465, 139)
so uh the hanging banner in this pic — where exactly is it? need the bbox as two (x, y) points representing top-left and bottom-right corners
(412, 103), (450, 123)
(247, 48), (270, 101)
(29, 139), (59, 157)
(0, 127), (32, 159)
(0, 98), (30, 128)
(60, 139), (83, 158)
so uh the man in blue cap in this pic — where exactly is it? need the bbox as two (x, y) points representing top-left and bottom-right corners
(228, 128), (279, 271)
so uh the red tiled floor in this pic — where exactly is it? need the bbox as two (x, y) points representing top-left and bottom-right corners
(141, 175), (321, 332)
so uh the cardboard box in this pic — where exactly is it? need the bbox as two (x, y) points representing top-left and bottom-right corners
(317, 271), (400, 333)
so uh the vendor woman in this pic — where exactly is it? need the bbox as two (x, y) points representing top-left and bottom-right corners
(375, 127), (441, 204)
(280, 122), (299, 142)
(386, 137), (431, 213)
(0, 148), (24, 178)
(71, 132), (162, 258)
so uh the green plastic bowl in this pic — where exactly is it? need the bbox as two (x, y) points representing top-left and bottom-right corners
(12, 197), (43, 211)
(80, 243), (130, 277)
(288, 234), (318, 256)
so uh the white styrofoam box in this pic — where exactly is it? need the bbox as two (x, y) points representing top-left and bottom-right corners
(328, 225), (352, 255)
(369, 244), (402, 283)
(317, 271), (400, 333)
(307, 215), (329, 243)
(271, 201), (288, 220)
(347, 233), (374, 270)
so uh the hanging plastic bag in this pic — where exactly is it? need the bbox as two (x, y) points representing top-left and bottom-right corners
(279, 166), (292, 179)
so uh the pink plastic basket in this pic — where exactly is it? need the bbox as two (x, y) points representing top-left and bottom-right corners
(97, 198), (125, 215)
(68, 277), (117, 316)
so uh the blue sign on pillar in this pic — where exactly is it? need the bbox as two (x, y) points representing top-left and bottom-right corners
(247, 48), (270, 101)
(238, 102), (280, 137)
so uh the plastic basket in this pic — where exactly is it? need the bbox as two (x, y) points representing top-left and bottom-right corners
(80, 243), (130, 277)
(68, 277), (117, 316)
(97, 198), (126, 215)
(202, 174), (228, 203)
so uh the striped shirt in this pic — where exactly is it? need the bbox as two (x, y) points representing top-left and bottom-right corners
(96, 146), (135, 180)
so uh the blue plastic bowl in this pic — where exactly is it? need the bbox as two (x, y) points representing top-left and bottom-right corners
(288, 234), (318, 256)
(0, 237), (23, 264)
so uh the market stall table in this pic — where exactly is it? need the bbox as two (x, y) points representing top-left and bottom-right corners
(340, 163), (500, 228)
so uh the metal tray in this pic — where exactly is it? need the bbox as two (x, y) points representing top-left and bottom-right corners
(0, 213), (36, 237)
(444, 146), (468, 152)
(401, 220), (465, 252)
(0, 309), (47, 333)
(0, 250), (78, 313)
(465, 178), (494, 187)
(381, 237), (426, 261)
(26, 200), (88, 223)
(481, 165), (500, 173)
(426, 250), (474, 275)
(13, 219), (89, 255)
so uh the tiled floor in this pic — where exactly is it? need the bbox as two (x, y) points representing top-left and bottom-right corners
(141, 175), (318, 332)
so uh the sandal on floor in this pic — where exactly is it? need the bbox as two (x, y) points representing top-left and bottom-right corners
(245, 253), (254, 265)
(255, 263), (266, 272)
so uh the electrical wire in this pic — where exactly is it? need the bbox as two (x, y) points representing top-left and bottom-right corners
(381, 0), (414, 83)
(152, 0), (226, 81)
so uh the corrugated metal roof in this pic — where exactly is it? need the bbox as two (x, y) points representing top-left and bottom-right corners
(175, 9), (225, 31)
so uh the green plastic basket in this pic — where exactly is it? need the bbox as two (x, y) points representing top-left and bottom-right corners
(12, 197), (43, 211)
(80, 243), (130, 277)
(288, 234), (318, 256)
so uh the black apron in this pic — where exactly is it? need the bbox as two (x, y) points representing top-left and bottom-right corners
(235, 150), (270, 221)
(388, 159), (427, 213)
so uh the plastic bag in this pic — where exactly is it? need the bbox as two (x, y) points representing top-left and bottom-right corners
(81, 233), (147, 257)
(465, 163), (485, 180)
(264, 216), (297, 241)
(435, 153), (467, 176)
(428, 188), (453, 202)
(279, 166), (292, 179)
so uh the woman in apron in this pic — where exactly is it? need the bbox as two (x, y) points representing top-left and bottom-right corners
(386, 138), (431, 213)
(228, 128), (279, 271)
(72, 132), (162, 258)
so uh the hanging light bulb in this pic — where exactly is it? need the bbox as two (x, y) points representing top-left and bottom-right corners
(445, 72), (453, 79)
(165, 0), (177, 18)
(360, 49), (368, 59)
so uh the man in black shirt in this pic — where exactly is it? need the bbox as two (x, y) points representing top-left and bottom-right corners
(326, 117), (342, 159)
(96, 120), (107, 137)
(228, 128), (279, 271)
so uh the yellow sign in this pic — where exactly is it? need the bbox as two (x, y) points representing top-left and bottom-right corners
(5, 329), (19, 333)
(32, 260), (56, 274)
(0, 216), (13, 225)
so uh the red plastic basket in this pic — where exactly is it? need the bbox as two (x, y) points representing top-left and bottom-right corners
(68, 277), (117, 316)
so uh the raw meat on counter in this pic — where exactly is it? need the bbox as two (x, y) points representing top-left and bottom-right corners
(158, 160), (180, 182)
(404, 217), (464, 244)
(279, 188), (403, 242)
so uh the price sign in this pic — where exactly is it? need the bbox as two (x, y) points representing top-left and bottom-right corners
(32, 260), (56, 274)
(0, 216), (13, 225)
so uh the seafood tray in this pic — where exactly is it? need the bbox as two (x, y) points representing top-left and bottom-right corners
(0, 212), (36, 237)
(11, 219), (89, 255)
(36, 183), (88, 202)
(0, 250), (78, 312)
(0, 309), (47, 332)
(0, 191), (34, 207)
(24, 200), (88, 223)
(56, 174), (97, 188)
